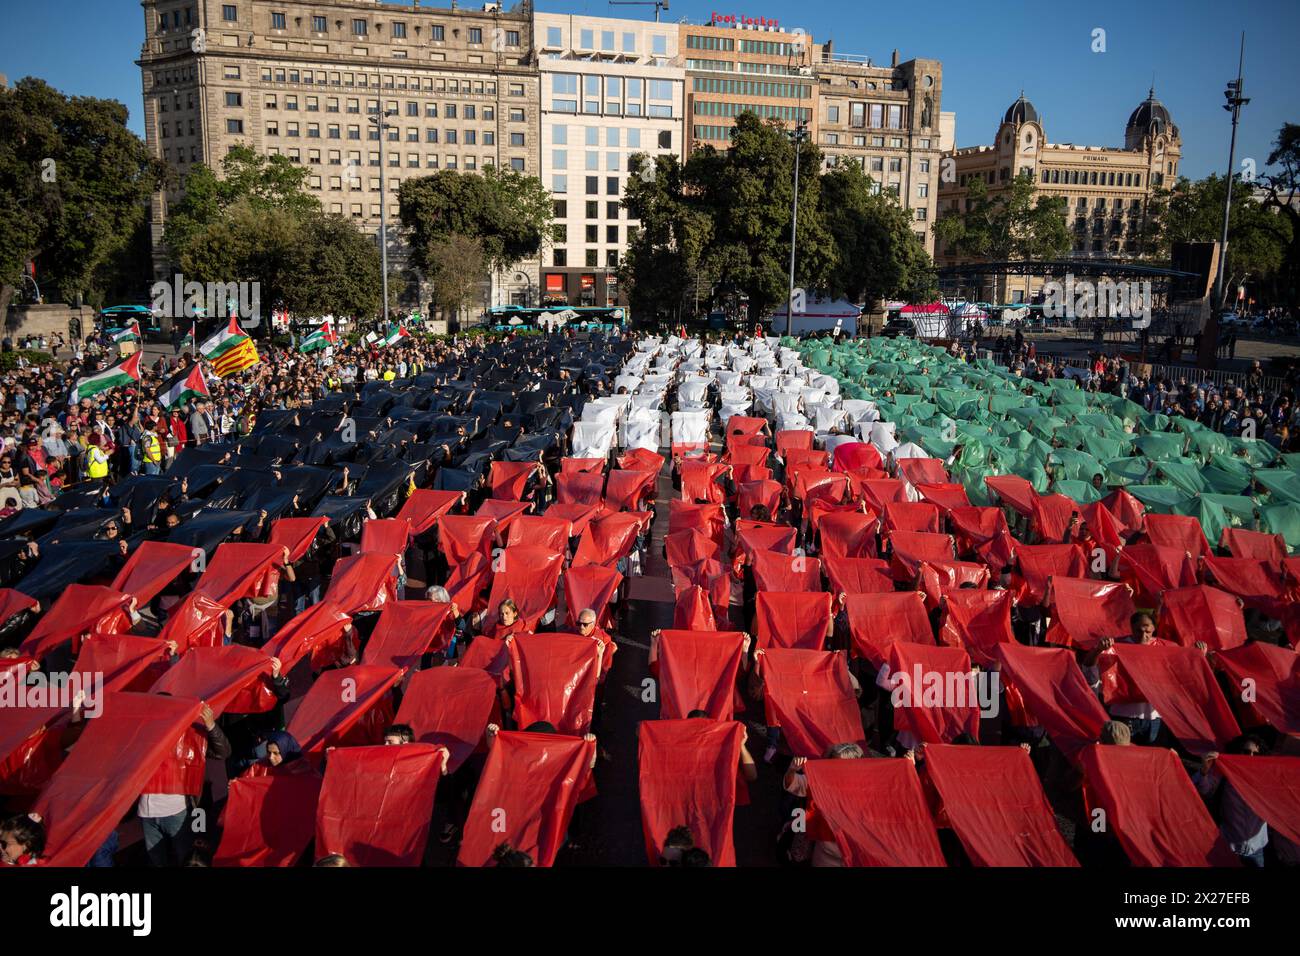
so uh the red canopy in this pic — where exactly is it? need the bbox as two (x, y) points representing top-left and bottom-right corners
(1202, 556), (1290, 617)
(1044, 578), (1136, 650)
(563, 563), (623, 630)
(1108, 642), (1239, 756)
(359, 518), (413, 557)
(882, 500), (941, 535)
(261, 600), (353, 674)
(751, 551), (822, 593)
(394, 666), (497, 772)
(1213, 642), (1300, 735)
(804, 758), (946, 866)
(993, 643), (1108, 763)
(215, 765), (322, 867)
(286, 664), (403, 755)
(72, 634), (169, 693)
(1143, 513), (1210, 559)
(887, 530), (955, 581)
(638, 720), (743, 866)
(938, 589), (1014, 667)
(486, 546), (564, 631)
(315, 742), (446, 867)
(457, 730), (595, 867)
(922, 744), (1079, 867)
(1030, 493), (1080, 543)
(490, 460), (539, 501)
(505, 514), (573, 553)
(437, 514), (496, 565)
(1215, 755), (1300, 846)
(1013, 543), (1087, 607)
(985, 474), (1037, 516)
(844, 591), (932, 668)
(197, 542), (286, 604)
(1157, 585), (1247, 651)
(111, 541), (196, 605)
(509, 632), (603, 736)
(556, 470), (605, 506)
(753, 591), (832, 651)
(817, 511), (878, 559)
(150, 645), (276, 718)
(823, 555), (892, 597)
(1117, 543), (1198, 607)
(1079, 744), (1239, 866)
(758, 649), (864, 757)
(21, 584), (132, 659)
(656, 629), (747, 720)
(322, 553), (399, 615)
(267, 516), (329, 562)
(1221, 527), (1287, 564)
(34, 691), (203, 866)
(362, 601), (457, 671)
(396, 489), (462, 537)
(887, 642), (981, 745)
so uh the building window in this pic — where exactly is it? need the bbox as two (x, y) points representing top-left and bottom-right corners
(607, 201), (620, 218)
(607, 177), (618, 196)
(271, 11), (286, 30)
(221, 4), (237, 22)
(352, 19), (367, 36)
(586, 176), (599, 195)
(553, 149), (568, 169)
(392, 21), (406, 38)
(553, 175), (568, 193)
(510, 157), (525, 171)
(313, 15), (327, 32)
(226, 119), (244, 134)
(510, 132), (525, 147)
(585, 224), (598, 243)
(580, 29), (594, 49)
(469, 27), (482, 44)
(553, 250), (567, 267)
(225, 92), (242, 107)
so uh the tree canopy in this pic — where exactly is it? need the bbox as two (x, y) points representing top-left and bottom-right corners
(931, 173), (1071, 262)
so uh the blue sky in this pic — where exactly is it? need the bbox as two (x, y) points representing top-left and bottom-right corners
(2, 0), (1296, 178)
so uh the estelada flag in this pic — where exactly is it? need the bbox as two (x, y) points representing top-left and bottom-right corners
(200, 316), (259, 378)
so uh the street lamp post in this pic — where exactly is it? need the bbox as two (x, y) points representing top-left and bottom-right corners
(786, 119), (809, 338)
(369, 109), (398, 331)
(1215, 34), (1250, 312)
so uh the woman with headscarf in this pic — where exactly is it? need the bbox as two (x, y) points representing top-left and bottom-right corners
(242, 730), (304, 778)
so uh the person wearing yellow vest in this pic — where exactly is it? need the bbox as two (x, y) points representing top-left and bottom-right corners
(85, 442), (110, 481)
(382, 367), (396, 382)
(140, 422), (163, 476)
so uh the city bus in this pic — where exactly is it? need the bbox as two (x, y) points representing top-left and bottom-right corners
(485, 305), (630, 333)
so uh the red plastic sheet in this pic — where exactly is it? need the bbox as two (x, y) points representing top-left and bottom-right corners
(445, 552), (492, 617)
(897, 457), (949, 489)
(359, 518), (413, 557)
(561, 457), (607, 474)
(0, 587), (37, 627)
(657, 629), (747, 720)
(323, 552), (399, 615)
(286, 664), (403, 755)
(459, 635), (511, 685)
(750, 550), (822, 593)
(775, 429), (815, 458)
(916, 482), (971, 514)
(0, 699), (64, 796)
(823, 555), (892, 597)
(1079, 500), (1125, 565)
(671, 561), (731, 624)
(993, 643), (1108, 763)
(197, 542), (286, 604)
(72, 634), (169, 693)
(1118, 543), (1198, 607)
(669, 501), (726, 544)
(486, 546), (564, 630)
(887, 530), (955, 581)
(803, 757), (946, 866)
(34, 691), (203, 866)
(150, 645), (276, 718)
(733, 522), (798, 567)
(267, 516), (329, 562)
(818, 511), (879, 559)
(21, 585), (132, 659)
(1044, 578), (1136, 650)
(1157, 585), (1247, 651)
(396, 489), (462, 537)
(939, 589), (1014, 667)
(727, 442), (770, 468)
(1013, 543), (1087, 607)
(563, 563), (623, 629)
(860, 477), (909, 513)
(680, 460), (730, 504)
(1143, 513), (1210, 559)
(1213, 642), (1300, 735)
(917, 560), (990, 611)
(556, 470), (605, 506)
(618, 447), (665, 474)
(572, 512), (647, 568)
(882, 501), (941, 535)
(214, 763), (322, 866)
(1079, 744), (1239, 866)
(394, 666), (497, 772)
(457, 730), (596, 867)
(638, 720), (743, 866)
(794, 470), (850, 508)
(604, 469), (656, 512)
(490, 460), (540, 501)
(1202, 556), (1290, 617)
(832, 442), (882, 473)
(505, 514), (573, 553)
(1109, 642), (1240, 756)
(509, 633), (603, 735)
(753, 591), (832, 651)
(887, 643), (981, 745)
(111, 541), (196, 605)
(949, 507), (1017, 573)
(922, 744), (1078, 867)
(1214, 755), (1300, 846)
(316, 742), (445, 867)
(985, 474), (1037, 516)
(758, 649), (864, 757)
(1101, 488), (1147, 538)
(737, 479), (783, 520)
(1221, 528), (1287, 564)
(1030, 493), (1080, 543)
(156, 592), (230, 655)
(437, 514), (497, 565)
(262, 600), (353, 674)
(477, 501), (531, 534)
(665, 528), (720, 570)
(545, 502), (601, 538)
(362, 601), (457, 670)
(844, 591), (933, 668)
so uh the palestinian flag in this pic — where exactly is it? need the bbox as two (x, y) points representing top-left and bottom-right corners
(379, 325), (410, 348)
(200, 316), (260, 378)
(111, 320), (141, 344)
(179, 321), (197, 354)
(298, 320), (337, 353)
(156, 363), (210, 409)
(69, 352), (142, 403)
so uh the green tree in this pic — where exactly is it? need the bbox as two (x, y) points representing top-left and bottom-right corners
(1256, 123), (1300, 303)
(425, 233), (487, 321)
(932, 173), (1070, 261)
(0, 78), (165, 316)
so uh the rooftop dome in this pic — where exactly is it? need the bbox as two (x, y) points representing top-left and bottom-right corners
(1127, 88), (1177, 138)
(1003, 92), (1039, 127)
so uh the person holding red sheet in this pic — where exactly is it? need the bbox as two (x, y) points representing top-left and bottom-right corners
(137, 702), (231, 867)
(1194, 734), (1272, 866)
(1, 812), (45, 865)
(780, 743), (905, 866)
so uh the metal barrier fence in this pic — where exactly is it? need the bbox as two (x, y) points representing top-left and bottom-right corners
(1024, 351), (1287, 394)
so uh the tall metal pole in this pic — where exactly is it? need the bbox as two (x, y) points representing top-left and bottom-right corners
(1215, 34), (1249, 311)
(786, 120), (807, 337)
(374, 110), (394, 331)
